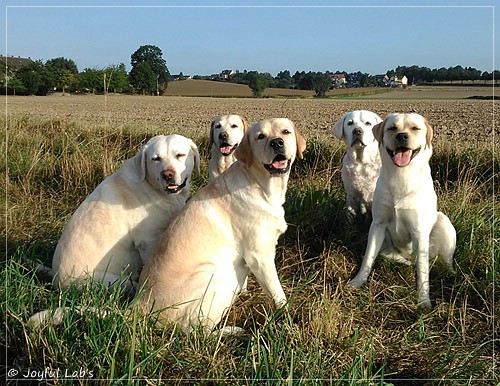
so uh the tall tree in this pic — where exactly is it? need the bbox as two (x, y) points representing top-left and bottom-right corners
(130, 45), (169, 95)
(45, 57), (78, 92)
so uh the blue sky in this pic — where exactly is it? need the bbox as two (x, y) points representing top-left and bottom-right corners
(2, 1), (497, 76)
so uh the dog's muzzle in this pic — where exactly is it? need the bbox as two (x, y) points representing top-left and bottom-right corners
(164, 178), (187, 194)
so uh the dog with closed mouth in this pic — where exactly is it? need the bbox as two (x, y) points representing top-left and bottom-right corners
(348, 113), (456, 308)
(208, 115), (248, 181)
(135, 118), (306, 331)
(52, 134), (200, 293)
(332, 110), (382, 224)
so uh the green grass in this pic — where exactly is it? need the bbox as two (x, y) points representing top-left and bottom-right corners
(3, 113), (497, 384)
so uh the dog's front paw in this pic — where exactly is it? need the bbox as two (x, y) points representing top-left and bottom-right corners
(347, 277), (366, 288)
(274, 298), (288, 310)
(417, 297), (432, 310)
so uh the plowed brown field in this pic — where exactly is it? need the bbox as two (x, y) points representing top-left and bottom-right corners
(5, 94), (498, 146)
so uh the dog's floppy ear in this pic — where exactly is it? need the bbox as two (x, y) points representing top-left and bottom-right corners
(240, 115), (249, 132)
(372, 118), (386, 145)
(424, 118), (433, 148)
(291, 120), (306, 159)
(129, 142), (149, 182)
(234, 128), (253, 166)
(331, 114), (346, 139)
(209, 118), (217, 147)
(190, 140), (201, 176)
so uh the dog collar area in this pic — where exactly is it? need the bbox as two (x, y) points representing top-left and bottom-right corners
(164, 178), (187, 193)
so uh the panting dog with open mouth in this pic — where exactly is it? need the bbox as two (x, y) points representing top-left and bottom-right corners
(208, 114), (248, 181)
(52, 134), (200, 294)
(134, 118), (306, 332)
(348, 113), (456, 309)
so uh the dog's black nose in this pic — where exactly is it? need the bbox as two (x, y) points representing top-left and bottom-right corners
(219, 132), (229, 142)
(161, 169), (175, 180)
(353, 127), (363, 136)
(270, 138), (285, 151)
(396, 133), (409, 143)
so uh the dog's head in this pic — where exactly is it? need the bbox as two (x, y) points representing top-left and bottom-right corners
(331, 110), (382, 149)
(235, 118), (306, 175)
(373, 113), (433, 168)
(210, 115), (248, 156)
(130, 134), (200, 194)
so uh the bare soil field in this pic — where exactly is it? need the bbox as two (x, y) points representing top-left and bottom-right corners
(5, 94), (498, 144)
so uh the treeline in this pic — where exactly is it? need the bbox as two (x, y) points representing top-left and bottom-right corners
(2, 45), (170, 96)
(2, 43), (497, 97)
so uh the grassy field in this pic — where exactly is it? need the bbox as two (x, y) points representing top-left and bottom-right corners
(3, 94), (498, 384)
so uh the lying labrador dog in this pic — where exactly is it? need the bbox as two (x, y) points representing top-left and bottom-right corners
(208, 115), (248, 181)
(332, 110), (382, 224)
(52, 134), (200, 293)
(135, 118), (306, 331)
(348, 113), (456, 308)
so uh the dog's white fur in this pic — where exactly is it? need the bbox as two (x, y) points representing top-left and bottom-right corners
(208, 115), (248, 181)
(136, 118), (306, 331)
(348, 113), (456, 308)
(52, 134), (200, 292)
(332, 110), (382, 224)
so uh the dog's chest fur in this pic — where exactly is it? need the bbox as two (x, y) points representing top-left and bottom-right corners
(342, 146), (381, 199)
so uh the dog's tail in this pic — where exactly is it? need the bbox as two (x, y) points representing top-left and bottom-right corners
(27, 306), (109, 328)
(21, 257), (55, 277)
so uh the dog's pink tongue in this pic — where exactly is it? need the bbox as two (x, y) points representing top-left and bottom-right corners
(220, 146), (233, 155)
(392, 149), (412, 167)
(272, 159), (288, 170)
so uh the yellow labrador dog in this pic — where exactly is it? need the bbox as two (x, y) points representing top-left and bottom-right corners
(136, 118), (306, 331)
(53, 134), (200, 293)
(332, 110), (382, 224)
(348, 113), (456, 308)
(208, 115), (248, 181)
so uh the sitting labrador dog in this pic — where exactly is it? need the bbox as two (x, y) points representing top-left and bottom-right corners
(136, 118), (306, 331)
(208, 114), (248, 181)
(52, 134), (200, 293)
(348, 113), (456, 308)
(332, 110), (382, 224)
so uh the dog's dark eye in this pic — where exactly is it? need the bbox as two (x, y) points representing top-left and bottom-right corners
(257, 133), (266, 140)
(365, 121), (372, 126)
(387, 126), (397, 131)
(215, 123), (221, 128)
(176, 153), (186, 159)
(411, 126), (421, 131)
(231, 124), (238, 128)
(282, 129), (291, 135)
(152, 155), (161, 161)
(347, 120), (354, 126)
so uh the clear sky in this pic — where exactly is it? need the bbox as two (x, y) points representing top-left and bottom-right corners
(2, 1), (497, 76)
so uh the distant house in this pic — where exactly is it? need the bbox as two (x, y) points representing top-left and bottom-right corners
(0, 55), (33, 70)
(384, 75), (408, 87)
(329, 73), (347, 87)
(220, 69), (235, 79)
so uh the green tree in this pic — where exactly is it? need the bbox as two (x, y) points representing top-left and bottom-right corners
(16, 60), (50, 95)
(130, 45), (169, 95)
(311, 72), (331, 97)
(45, 57), (79, 92)
(247, 72), (267, 97)
(79, 68), (103, 93)
(107, 64), (130, 93)
(130, 61), (157, 95)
